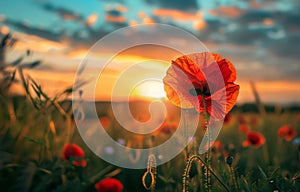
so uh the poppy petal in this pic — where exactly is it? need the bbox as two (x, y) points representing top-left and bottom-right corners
(163, 52), (239, 120)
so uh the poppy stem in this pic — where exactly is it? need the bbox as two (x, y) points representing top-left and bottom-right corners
(183, 109), (189, 157)
(183, 154), (231, 192)
(202, 94), (211, 192)
(229, 164), (239, 191)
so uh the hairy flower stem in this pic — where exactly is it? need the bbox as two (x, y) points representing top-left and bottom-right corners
(182, 155), (230, 192)
(183, 109), (189, 158)
(65, 115), (72, 145)
(229, 165), (239, 191)
(202, 94), (211, 192)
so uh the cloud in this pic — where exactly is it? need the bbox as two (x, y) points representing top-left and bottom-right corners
(153, 9), (197, 21)
(212, 42), (300, 83)
(217, 6), (244, 18)
(106, 9), (123, 17)
(105, 7), (127, 24)
(0, 25), (9, 35)
(40, 2), (102, 28)
(41, 3), (84, 21)
(225, 9), (300, 59)
(272, 11), (300, 34)
(3, 19), (62, 42)
(129, 20), (138, 26)
(237, 10), (271, 23)
(226, 28), (267, 45)
(193, 19), (206, 31)
(152, 9), (207, 31)
(138, 11), (146, 19)
(249, 0), (261, 8)
(144, 0), (199, 11)
(195, 6), (300, 62)
(142, 17), (156, 24)
(105, 15), (126, 23)
(265, 34), (300, 59)
(86, 13), (98, 27)
(115, 4), (128, 13)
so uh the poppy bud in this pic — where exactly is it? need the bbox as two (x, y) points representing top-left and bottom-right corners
(226, 155), (233, 166)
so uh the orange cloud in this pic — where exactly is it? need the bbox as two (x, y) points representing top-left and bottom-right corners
(12, 32), (67, 53)
(138, 11), (146, 19)
(208, 10), (218, 16)
(65, 48), (88, 58)
(217, 6), (243, 18)
(105, 15), (126, 23)
(129, 20), (138, 26)
(263, 18), (273, 26)
(58, 12), (79, 21)
(115, 4), (128, 13)
(193, 12), (206, 30)
(250, 1), (261, 8)
(193, 20), (206, 31)
(0, 26), (9, 35)
(153, 9), (197, 21)
(142, 17), (155, 24)
(86, 13), (98, 27)
(153, 9), (206, 30)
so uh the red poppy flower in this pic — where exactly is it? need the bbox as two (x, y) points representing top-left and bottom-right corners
(239, 124), (249, 134)
(278, 125), (297, 141)
(163, 52), (239, 120)
(62, 144), (87, 167)
(237, 115), (246, 124)
(212, 140), (223, 149)
(242, 131), (265, 148)
(95, 178), (123, 192)
(100, 116), (111, 128)
(205, 140), (223, 151)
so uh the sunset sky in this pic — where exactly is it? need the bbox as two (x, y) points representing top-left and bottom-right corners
(0, 0), (300, 104)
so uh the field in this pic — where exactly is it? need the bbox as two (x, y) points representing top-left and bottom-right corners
(0, 93), (299, 191)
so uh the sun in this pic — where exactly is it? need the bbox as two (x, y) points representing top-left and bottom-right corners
(133, 80), (166, 99)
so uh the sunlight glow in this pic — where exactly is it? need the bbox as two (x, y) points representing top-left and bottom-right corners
(134, 80), (166, 99)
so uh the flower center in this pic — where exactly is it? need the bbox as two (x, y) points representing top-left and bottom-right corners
(249, 135), (260, 144)
(189, 85), (210, 96)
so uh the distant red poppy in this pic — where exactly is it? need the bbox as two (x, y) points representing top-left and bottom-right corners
(237, 115), (246, 124)
(212, 140), (223, 149)
(62, 144), (87, 167)
(95, 178), (123, 192)
(278, 125), (297, 141)
(163, 52), (239, 120)
(205, 140), (223, 151)
(100, 116), (111, 128)
(242, 131), (265, 148)
(239, 124), (249, 134)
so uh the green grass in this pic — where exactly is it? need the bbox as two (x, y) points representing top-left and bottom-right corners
(0, 95), (299, 192)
